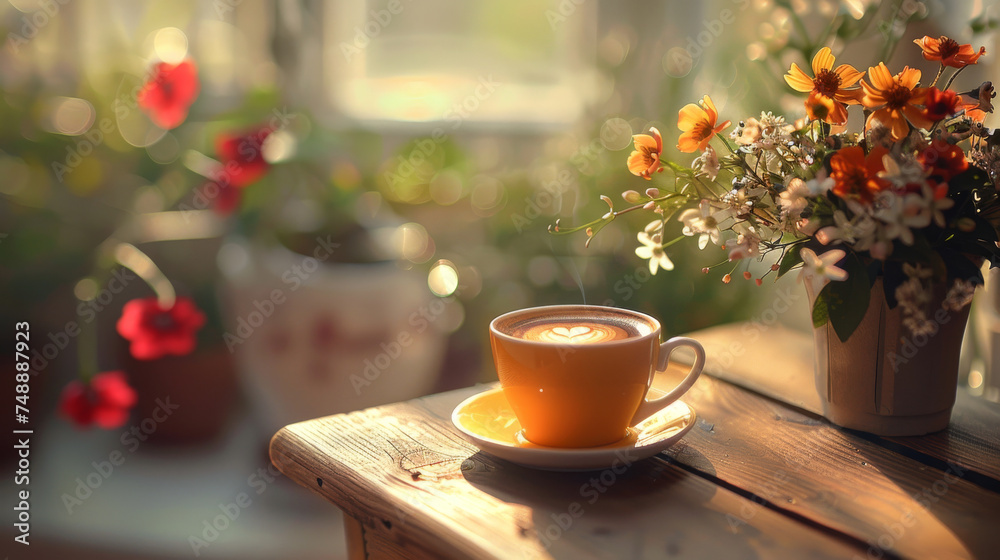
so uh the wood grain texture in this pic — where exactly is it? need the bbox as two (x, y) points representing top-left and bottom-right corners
(887, 390), (1000, 483)
(655, 364), (1000, 560)
(271, 385), (863, 560)
(683, 322), (1000, 484)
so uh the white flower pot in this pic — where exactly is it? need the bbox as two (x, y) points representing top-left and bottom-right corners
(219, 237), (448, 434)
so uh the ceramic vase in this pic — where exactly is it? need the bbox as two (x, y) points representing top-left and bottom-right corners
(219, 237), (448, 435)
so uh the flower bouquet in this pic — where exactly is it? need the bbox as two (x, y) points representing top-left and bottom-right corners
(555, 36), (998, 343)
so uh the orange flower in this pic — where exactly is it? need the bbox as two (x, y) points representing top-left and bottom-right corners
(627, 127), (663, 179)
(784, 47), (864, 125)
(830, 146), (889, 204)
(959, 81), (995, 122)
(921, 87), (961, 123)
(677, 95), (731, 153)
(914, 36), (986, 68)
(804, 92), (837, 123)
(861, 63), (930, 141)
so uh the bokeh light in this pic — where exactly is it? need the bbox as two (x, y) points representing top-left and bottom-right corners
(73, 277), (99, 301)
(153, 27), (189, 64)
(429, 169), (464, 206)
(394, 222), (431, 263)
(428, 259), (459, 297)
(263, 130), (297, 164)
(45, 97), (95, 135)
(663, 47), (693, 78)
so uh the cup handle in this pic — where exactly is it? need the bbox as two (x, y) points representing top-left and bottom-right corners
(630, 337), (705, 426)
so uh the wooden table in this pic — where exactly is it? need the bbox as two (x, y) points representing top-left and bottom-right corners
(270, 324), (1000, 559)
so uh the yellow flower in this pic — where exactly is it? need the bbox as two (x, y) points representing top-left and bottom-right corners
(860, 63), (930, 141)
(677, 95), (731, 153)
(627, 127), (663, 179)
(784, 47), (864, 125)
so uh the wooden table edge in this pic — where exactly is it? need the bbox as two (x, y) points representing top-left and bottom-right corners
(270, 418), (502, 560)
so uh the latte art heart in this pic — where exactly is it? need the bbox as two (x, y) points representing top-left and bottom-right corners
(551, 326), (591, 339)
(500, 311), (652, 344)
(518, 321), (631, 344)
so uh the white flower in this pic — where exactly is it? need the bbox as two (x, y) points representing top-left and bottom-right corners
(895, 268), (935, 335)
(734, 112), (794, 150)
(943, 279), (977, 311)
(726, 220), (774, 261)
(797, 248), (848, 294)
(805, 173), (834, 196)
(778, 178), (811, 221)
(872, 191), (915, 245)
(678, 200), (729, 249)
(644, 219), (664, 235)
(727, 233), (760, 261)
(816, 210), (877, 247)
(902, 184), (955, 228)
(692, 145), (721, 181)
(635, 231), (674, 274)
(722, 187), (764, 218)
(902, 263), (933, 280)
(734, 117), (763, 146)
(877, 154), (927, 189)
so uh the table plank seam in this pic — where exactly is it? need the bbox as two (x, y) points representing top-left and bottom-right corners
(847, 431), (1000, 494)
(703, 372), (1000, 490)
(661, 455), (905, 560)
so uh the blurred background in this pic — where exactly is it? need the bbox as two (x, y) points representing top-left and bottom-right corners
(1, 0), (997, 558)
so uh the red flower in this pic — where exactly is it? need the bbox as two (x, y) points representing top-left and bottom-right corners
(117, 297), (206, 360)
(921, 87), (961, 123)
(60, 371), (137, 429)
(919, 140), (968, 181)
(207, 181), (241, 215)
(830, 146), (889, 204)
(914, 35), (986, 69)
(137, 59), (200, 130)
(214, 127), (272, 188)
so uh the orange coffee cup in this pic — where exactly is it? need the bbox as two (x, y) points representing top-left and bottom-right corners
(490, 305), (705, 448)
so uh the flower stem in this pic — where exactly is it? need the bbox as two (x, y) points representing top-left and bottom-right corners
(549, 194), (687, 235)
(930, 64), (945, 88)
(112, 242), (177, 308)
(77, 314), (98, 383)
(661, 235), (687, 249)
(942, 66), (967, 92)
(715, 132), (737, 154)
(717, 133), (767, 186)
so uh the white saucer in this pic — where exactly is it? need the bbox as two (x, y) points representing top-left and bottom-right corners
(451, 388), (696, 471)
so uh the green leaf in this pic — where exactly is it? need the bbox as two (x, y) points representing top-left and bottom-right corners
(812, 287), (829, 328)
(947, 166), (991, 195)
(865, 259), (882, 288)
(826, 252), (871, 342)
(972, 215), (999, 243)
(777, 243), (805, 279)
(887, 237), (949, 280)
(938, 248), (985, 285)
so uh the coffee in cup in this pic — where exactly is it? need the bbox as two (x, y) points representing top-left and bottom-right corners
(490, 305), (704, 448)
(501, 307), (650, 344)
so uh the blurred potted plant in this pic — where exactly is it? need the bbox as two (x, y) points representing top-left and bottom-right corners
(1, 46), (452, 440)
(215, 132), (453, 436)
